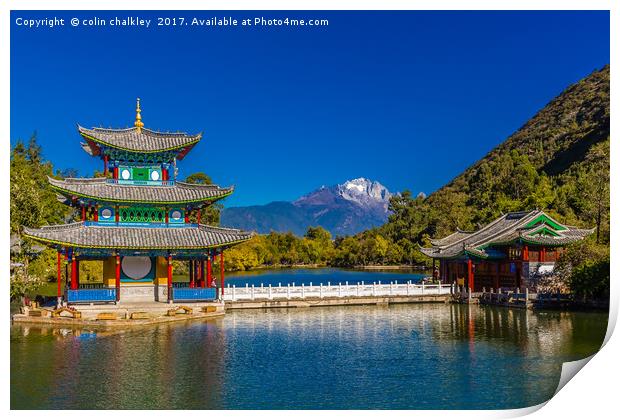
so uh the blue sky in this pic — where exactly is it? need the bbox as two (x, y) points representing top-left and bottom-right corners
(11, 11), (609, 207)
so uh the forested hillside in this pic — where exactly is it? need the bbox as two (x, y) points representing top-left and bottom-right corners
(379, 65), (610, 253)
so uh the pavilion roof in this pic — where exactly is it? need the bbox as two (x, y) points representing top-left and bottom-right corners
(49, 177), (233, 205)
(420, 210), (594, 259)
(23, 222), (254, 251)
(78, 125), (201, 156)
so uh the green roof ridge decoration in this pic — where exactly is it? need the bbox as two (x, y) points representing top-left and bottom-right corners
(526, 226), (561, 237)
(524, 213), (567, 231)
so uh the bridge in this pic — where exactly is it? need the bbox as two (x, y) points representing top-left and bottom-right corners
(223, 281), (452, 309)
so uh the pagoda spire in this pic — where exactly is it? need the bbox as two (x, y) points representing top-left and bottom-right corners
(134, 97), (144, 132)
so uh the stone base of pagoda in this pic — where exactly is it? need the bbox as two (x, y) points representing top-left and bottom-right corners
(116, 285), (169, 303)
(13, 301), (225, 327)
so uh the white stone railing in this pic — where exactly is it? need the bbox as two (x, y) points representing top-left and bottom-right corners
(223, 281), (452, 301)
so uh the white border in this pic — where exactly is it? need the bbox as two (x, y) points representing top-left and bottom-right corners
(2, 1), (616, 419)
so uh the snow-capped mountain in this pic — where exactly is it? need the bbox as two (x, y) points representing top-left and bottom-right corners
(338, 178), (392, 209)
(221, 178), (395, 236)
(295, 177), (392, 210)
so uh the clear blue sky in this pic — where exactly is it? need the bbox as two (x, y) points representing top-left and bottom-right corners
(11, 11), (609, 207)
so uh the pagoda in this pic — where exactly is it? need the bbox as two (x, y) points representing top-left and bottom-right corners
(24, 99), (253, 306)
(420, 210), (593, 292)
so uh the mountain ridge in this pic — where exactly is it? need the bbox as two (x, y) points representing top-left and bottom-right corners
(221, 177), (395, 236)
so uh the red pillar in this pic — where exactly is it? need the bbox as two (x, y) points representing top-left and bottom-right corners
(167, 255), (173, 302)
(165, 209), (169, 224)
(162, 168), (168, 181)
(185, 210), (189, 223)
(521, 245), (529, 291)
(207, 252), (212, 287)
(103, 155), (109, 176)
(220, 251), (225, 296)
(94, 205), (99, 222)
(201, 260), (206, 288)
(115, 255), (121, 301)
(115, 205), (119, 224)
(64, 248), (69, 287)
(76, 259), (80, 288)
(467, 259), (474, 291)
(189, 260), (195, 288)
(57, 251), (62, 300)
(81, 205), (86, 222)
(113, 166), (118, 180)
(71, 256), (77, 290)
(197, 209), (201, 224)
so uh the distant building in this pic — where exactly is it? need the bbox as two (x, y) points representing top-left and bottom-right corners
(24, 99), (253, 305)
(420, 210), (593, 292)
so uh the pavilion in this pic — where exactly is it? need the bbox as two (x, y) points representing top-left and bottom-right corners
(23, 99), (253, 306)
(420, 210), (593, 292)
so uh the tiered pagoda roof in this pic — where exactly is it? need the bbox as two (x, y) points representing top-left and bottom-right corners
(79, 125), (201, 158)
(22, 99), (255, 257)
(49, 177), (233, 205)
(420, 210), (594, 259)
(23, 223), (253, 251)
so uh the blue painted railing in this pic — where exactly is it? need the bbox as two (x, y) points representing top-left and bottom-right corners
(109, 180), (175, 186)
(85, 221), (198, 228)
(67, 288), (117, 303)
(173, 287), (217, 301)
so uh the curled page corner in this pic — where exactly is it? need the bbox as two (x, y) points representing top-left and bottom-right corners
(554, 355), (595, 397)
(601, 294), (618, 347)
(499, 401), (548, 418)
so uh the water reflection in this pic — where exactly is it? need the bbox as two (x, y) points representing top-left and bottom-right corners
(11, 304), (607, 409)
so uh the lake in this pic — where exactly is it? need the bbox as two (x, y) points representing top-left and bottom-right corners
(11, 302), (607, 409)
(221, 267), (428, 287)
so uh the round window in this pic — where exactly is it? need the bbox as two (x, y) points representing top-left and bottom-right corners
(151, 170), (160, 181)
(121, 169), (131, 180)
(121, 256), (152, 280)
(101, 208), (112, 219)
(171, 210), (182, 220)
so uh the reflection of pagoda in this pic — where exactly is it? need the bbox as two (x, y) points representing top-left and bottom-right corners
(24, 99), (253, 306)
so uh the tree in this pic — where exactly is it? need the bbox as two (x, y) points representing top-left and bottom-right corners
(186, 172), (213, 184)
(572, 140), (610, 243)
(304, 226), (334, 263)
(185, 172), (222, 225)
(10, 135), (75, 299)
(372, 235), (389, 264)
(10, 135), (72, 242)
